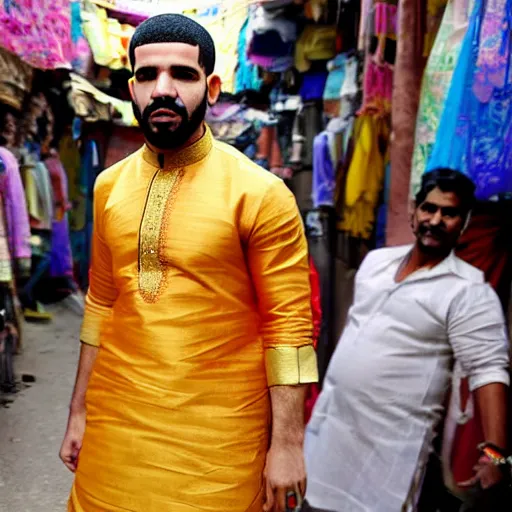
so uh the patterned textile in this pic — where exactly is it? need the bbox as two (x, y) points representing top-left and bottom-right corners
(409, 0), (474, 196)
(0, 0), (72, 69)
(427, 0), (512, 200)
(70, 0), (92, 76)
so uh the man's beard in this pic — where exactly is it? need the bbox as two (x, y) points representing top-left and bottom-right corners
(132, 93), (208, 151)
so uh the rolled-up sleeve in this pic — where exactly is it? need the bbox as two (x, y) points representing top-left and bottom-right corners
(448, 283), (510, 391)
(80, 178), (117, 347)
(247, 180), (317, 387)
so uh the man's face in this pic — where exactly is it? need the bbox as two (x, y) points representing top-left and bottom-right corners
(412, 187), (466, 256)
(130, 42), (208, 150)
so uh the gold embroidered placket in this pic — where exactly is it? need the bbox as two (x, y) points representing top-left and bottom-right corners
(139, 168), (183, 303)
(138, 126), (213, 302)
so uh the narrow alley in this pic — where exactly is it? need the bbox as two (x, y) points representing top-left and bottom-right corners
(0, 305), (78, 511)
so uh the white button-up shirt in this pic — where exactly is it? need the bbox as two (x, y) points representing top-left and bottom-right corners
(305, 245), (510, 512)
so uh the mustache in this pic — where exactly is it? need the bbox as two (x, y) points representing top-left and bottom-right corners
(418, 223), (445, 237)
(143, 96), (188, 122)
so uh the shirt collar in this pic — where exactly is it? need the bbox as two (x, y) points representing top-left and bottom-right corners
(141, 124), (213, 170)
(393, 245), (482, 283)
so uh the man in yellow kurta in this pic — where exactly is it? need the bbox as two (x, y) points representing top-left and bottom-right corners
(60, 14), (317, 512)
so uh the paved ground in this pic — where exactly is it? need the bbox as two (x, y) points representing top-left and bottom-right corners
(0, 304), (80, 512)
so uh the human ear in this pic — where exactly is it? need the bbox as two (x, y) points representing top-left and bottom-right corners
(128, 77), (136, 103)
(206, 74), (221, 106)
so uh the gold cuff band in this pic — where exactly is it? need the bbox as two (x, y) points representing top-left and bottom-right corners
(265, 345), (318, 387)
(80, 318), (101, 347)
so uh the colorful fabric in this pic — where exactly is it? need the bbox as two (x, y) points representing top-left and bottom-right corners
(313, 132), (336, 208)
(45, 153), (73, 279)
(70, 0), (92, 76)
(0, 147), (30, 273)
(409, 0), (474, 196)
(71, 127), (317, 511)
(427, 0), (512, 200)
(0, 0), (71, 69)
(50, 216), (73, 279)
(323, 54), (346, 100)
(235, 18), (262, 93)
(295, 25), (337, 72)
(340, 115), (390, 239)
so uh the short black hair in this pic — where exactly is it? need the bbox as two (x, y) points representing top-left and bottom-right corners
(129, 13), (216, 76)
(416, 168), (476, 218)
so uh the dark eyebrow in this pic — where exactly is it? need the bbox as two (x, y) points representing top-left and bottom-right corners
(134, 65), (157, 75)
(171, 65), (201, 77)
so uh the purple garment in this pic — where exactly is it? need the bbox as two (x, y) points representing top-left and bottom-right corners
(45, 154), (74, 278)
(0, 147), (31, 261)
(50, 215), (73, 278)
(312, 132), (336, 208)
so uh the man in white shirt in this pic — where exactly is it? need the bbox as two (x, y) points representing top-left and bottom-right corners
(303, 168), (509, 512)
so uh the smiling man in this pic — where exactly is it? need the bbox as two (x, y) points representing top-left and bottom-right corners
(59, 14), (317, 512)
(303, 168), (509, 512)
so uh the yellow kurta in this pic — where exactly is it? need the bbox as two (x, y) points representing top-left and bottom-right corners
(70, 127), (317, 512)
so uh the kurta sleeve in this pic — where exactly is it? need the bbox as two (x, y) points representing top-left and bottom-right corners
(247, 179), (317, 387)
(80, 177), (118, 347)
(448, 283), (510, 391)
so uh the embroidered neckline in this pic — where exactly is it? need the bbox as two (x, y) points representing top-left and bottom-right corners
(141, 124), (213, 170)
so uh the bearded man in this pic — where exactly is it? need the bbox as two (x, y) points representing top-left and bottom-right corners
(60, 14), (317, 512)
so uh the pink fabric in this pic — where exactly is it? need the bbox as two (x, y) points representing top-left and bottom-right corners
(363, 60), (394, 108)
(375, 2), (398, 35)
(0, 0), (72, 69)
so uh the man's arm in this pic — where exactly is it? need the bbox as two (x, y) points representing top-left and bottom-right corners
(475, 383), (508, 451)
(60, 343), (98, 472)
(266, 386), (308, 509)
(60, 175), (117, 471)
(449, 283), (510, 488)
(244, 179), (317, 512)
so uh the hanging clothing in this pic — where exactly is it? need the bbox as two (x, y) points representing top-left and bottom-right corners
(295, 25), (338, 72)
(340, 115), (390, 239)
(323, 54), (346, 100)
(312, 132), (336, 208)
(70, 0), (92, 76)
(289, 101), (325, 170)
(0, 147), (31, 277)
(409, 0), (474, 196)
(427, 0), (512, 200)
(235, 18), (263, 93)
(45, 153), (74, 279)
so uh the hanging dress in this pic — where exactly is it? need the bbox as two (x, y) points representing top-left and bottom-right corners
(427, 0), (512, 200)
(409, 0), (474, 196)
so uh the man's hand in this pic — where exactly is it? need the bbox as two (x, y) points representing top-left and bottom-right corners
(458, 455), (504, 490)
(59, 409), (86, 472)
(263, 442), (307, 512)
